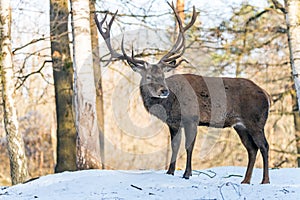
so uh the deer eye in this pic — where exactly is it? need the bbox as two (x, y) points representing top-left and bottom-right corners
(146, 75), (152, 81)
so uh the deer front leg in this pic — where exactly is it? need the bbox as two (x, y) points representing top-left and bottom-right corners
(183, 121), (197, 179)
(166, 125), (182, 175)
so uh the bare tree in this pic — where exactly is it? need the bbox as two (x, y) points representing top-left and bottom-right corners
(271, 0), (300, 167)
(284, 0), (300, 105)
(50, 0), (77, 172)
(89, 0), (105, 169)
(71, 0), (102, 169)
(176, 0), (185, 22)
(284, 0), (300, 166)
(0, 0), (28, 184)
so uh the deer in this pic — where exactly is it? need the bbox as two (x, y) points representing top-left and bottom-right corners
(94, 2), (271, 184)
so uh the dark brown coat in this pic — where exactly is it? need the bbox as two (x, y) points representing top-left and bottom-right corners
(141, 74), (270, 183)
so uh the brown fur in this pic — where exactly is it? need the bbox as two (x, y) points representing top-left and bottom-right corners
(140, 74), (270, 184)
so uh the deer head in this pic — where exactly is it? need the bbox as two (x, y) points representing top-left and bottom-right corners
(94, 2), (197, 98)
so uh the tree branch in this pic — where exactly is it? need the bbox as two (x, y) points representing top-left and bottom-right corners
(12, 37), (48, 54)
(271, 0), (286, 14)
(15, 60), (53, 90)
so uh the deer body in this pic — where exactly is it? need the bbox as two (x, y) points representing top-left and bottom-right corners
(95, 2), (270, 184)
(141, 74), (270, 129)
(140, 73), (270, 183)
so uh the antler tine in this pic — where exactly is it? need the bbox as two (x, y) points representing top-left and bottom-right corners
(95, 11), (146, 68)
(107, 11), (117, 29)
(161, 33), (185, 62)
(131, 47), (145, 65)
(120, 37), (129, 59)
(94, 11), (126, 62)
(159, 2), (184, 61)
(169, 1), (184, 30)
(158, 2), (198, 66)
(121, 37), (145, 68)
(183, 6), (197, 32)
(168, 2), (198, 34)
(97, 13), (106, 34)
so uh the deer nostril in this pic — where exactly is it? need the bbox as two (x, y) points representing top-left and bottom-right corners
(161, 89), (169, 97)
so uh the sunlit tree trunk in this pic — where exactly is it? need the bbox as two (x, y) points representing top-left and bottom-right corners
(70, 0), (102, 169)
(50, 0), (77, 172)
(285, 0), (300, 166)
(0, 0), (28, 184)
(165, 0), (186, 169)
(176, 0), (185, 22)
(89, 0), (105, 169)
(291, 91), (300, 167)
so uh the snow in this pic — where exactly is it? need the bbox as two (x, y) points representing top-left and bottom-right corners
(1, 167), (300, 200)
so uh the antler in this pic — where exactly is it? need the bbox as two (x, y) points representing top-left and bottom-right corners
(94, 2), (197, 70)
(94, 11), (145, 68)
(158, 2), (198, 68)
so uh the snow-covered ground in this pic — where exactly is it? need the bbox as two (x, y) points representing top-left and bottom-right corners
(0, 167), (299, 200)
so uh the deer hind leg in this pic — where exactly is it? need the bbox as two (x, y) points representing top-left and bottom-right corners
(166, 125), (182, 175)
(234, 125), (258, 184)
(250, 129), (270, 184)
(182, 121), (197, 179)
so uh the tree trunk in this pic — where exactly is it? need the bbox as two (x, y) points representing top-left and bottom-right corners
(71, 0), (102, 169)
(89, 0), (105, 169)
(176, 0), (185, 22)
(50, 0), (77, 172)
(291, 90), (300, 166)
(165, 0), (186, 169)
(0, 0), (29, 184)
(285, 0), (300, 166)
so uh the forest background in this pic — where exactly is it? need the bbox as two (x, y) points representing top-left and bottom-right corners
(1, 0), (299, 186)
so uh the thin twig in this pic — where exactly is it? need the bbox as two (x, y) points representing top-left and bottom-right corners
(12, 37), (49, 54)
(15, 60), (52, 90)
(222, 174), (243, 178)
(193, 170), (217, 178)
(219, 182), (241, 200)
(130, 184), (142, 190)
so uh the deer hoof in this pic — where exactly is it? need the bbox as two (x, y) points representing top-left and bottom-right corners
(166, 170), (174, 175)
(261, 179), (270, 184)
(183, 171), (192, 179)
(241, 180), (250, 184)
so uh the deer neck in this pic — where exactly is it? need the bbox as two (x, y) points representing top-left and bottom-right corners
(139, 82), (162, 112)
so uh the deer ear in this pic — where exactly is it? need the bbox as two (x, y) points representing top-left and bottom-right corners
(163, 60), (176, 72)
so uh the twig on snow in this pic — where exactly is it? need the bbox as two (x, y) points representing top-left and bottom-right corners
(130, 184), (143, 190)
(219, 182), (241, 200)
(193, 170), (217, 178)
(223, 174), (243, 178)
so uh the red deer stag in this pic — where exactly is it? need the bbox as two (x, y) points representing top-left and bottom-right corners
(94, 2), (271, 184)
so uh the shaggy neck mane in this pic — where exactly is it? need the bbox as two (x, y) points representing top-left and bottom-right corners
(139, 83), (163, 112)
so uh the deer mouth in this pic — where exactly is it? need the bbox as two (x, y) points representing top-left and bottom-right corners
(151, 94), (169, 99)
(159, 91), (169, 98)
(156, 89), (170, 99)
(158, 94), (169, 99)
(148, 89), (170, 99)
